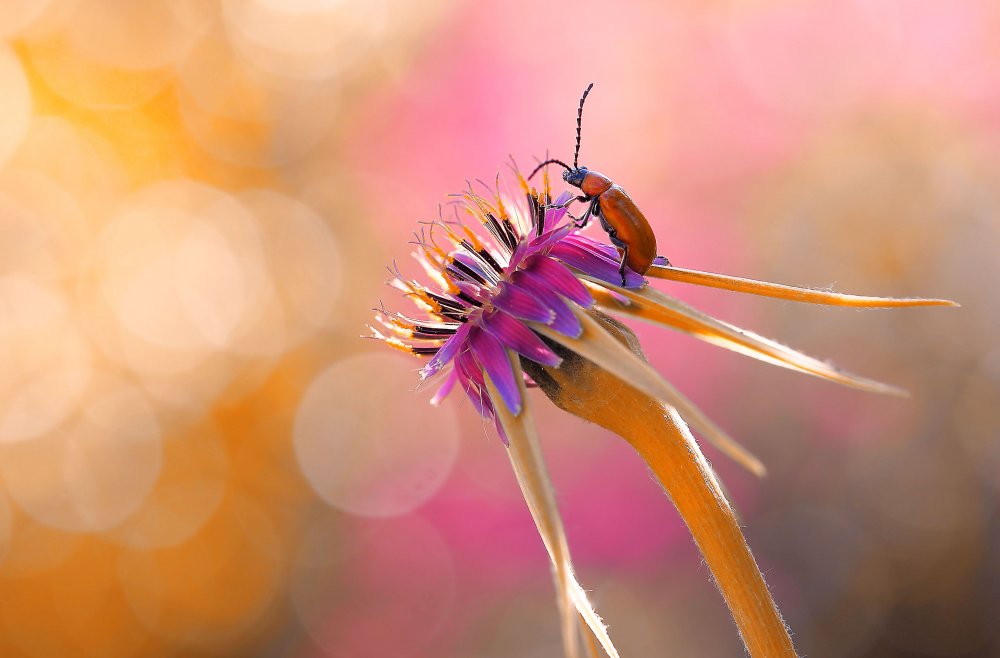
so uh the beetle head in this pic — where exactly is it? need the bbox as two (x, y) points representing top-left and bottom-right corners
(563, 167), (587, 188)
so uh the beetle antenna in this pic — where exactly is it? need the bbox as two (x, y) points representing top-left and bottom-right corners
(574, 82), (594, 168)
(528, 159), (571, 180)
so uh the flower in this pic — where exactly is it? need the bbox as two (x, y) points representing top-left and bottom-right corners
(370, 164), (649, 437)
(369, 162), (956, 658)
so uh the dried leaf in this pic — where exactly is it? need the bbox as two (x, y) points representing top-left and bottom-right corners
(647, 264), (959, 308)
(585, 279), (907, 396)
(486, 355), (621, 658)
(531, 306), (767, 476)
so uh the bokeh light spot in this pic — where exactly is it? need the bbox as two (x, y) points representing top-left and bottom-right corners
(0, 169), (89, 282)
(221, 0), (387, 81)
(0, 46), (31, 168)
(177, 28), (341, 166)
(0, 0), (56, 38)
(294, 352), (460, 518)
(61, 0), (205, 71)
(0, 373), (162, 532)
(95, 180), (267, 355)
(230, 189), (342, 355)
(8, 117), (127, 219)
(0, 276), (92, 444)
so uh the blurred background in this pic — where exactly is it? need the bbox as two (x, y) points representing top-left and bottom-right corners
(0, 0), (997, 656)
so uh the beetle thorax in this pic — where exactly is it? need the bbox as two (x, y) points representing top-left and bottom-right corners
(579, 169), (613, 197)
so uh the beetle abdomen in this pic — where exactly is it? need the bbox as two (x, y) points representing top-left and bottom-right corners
(599, 186), (657, 274)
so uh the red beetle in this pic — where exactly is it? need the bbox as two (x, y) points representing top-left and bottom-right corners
(530, 83), (659, 287)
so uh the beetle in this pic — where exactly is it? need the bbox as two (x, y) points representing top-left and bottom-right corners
(529, 83), (659, 287)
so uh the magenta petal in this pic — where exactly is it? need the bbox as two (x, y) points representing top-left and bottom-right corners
(455, 350), (491, 417)
(507, 240), (529, 270)
(420, 323), (470, 380)
(456, 348), (484, 388)
(548, 241), (645, 288)
(481, 309), (561, 367)
(545, 191), (573, 225)
(528, 223), (574, 253)
(564, 234), (619, 259)
(452, 252), (492, 281)
(493, 414), (509, 446)
(430, 369), (458, 406)
(524, 255), (593, 306)
(452, 280), (488, 303)
(469, 327), (521, 415)
(563, 236), (650, 286)
(547, 241), (606, 274)
(465, 381), (492, 418)
(492, 282), (555, 323)
(512, 270), (582, 338)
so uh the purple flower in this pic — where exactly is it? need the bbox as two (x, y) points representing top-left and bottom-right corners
(369, 167), (647, 439)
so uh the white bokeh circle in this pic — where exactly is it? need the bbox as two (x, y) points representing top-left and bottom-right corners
(0, 373), (162, 532)
(294, 352), (460, 517)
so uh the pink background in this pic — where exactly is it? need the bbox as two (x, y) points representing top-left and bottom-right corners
(0, 1), (997, 656)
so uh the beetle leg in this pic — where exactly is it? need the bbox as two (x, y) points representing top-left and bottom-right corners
(600, 221), (630, 286)
(618, 244), (629, 287)
(571, 198), (600, 228)
(566, 207), (587, 226)
(546, 195), (589, 211)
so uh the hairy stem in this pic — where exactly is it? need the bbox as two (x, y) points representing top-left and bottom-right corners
(523, 313), (797, 658)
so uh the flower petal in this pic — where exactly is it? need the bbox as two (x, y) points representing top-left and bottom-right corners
(549, 241), (645, 289)
(564, 233), (620, 259)
(453, 251), (495, 283)
(528, 222), (574, 254)
(455, 350), (492, 418)
(430, 369), (458, 406)
(492, 281), (555, 323)
(565, 234), (655, 286)
(452, 280), (488, 304)
(524, 254), (594, 306)
(492, 414), (509, 446)
(469, 327), (521, 415)
(546, 190), (573, 225)
(482, 309), (562, 367)
(512, 270), (583, 338)
(420, 323), (471, 380)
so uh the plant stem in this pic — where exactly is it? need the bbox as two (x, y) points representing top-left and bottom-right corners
(523, 313), (797, 657)
(628, 405), (796, 657)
